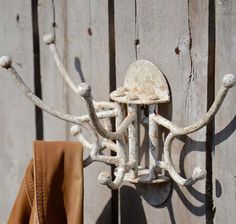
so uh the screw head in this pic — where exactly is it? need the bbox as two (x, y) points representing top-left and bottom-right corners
(113, 90), (126, 97)
(148, 95), (160, 101)
(117, 86), (128, 92)
(0, 56), (12, 69)
(126, 93), (139, 101)
(222, 74), (236, 88)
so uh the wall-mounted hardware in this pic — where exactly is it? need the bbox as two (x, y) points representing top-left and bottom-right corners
(1, 33), (235, 204)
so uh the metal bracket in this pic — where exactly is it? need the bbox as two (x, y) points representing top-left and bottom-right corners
(0, 33), (235, 204)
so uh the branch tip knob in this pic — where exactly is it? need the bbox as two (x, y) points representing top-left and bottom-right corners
(43, 34), (55, 45)
(98, 171), (111, 185)
(0, 56), (12, 69)
(222, 74), (236, 88)
(70, 125), (81, 136)
(77, 83), (91, 97)
(192, 167), (206, 181)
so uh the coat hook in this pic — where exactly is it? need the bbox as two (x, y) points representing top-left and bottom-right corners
(1, 33), (235, 201)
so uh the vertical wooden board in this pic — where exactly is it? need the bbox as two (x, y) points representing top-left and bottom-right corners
(0, 0), (35, 222)
(66, 1), (112, 223)
(39, 0), (112, 223)
(115, 0), (208, 223)
(114, 1), (141, 223)
(214, 1), (236, 223)
(38, 0), (68, 139)
(115, 0), (137, 87)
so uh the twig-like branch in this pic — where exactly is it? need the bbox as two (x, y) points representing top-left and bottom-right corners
(43, 34), (79, 93)
(78, 83), (136, 140)
(154, 73), (236, 185)
(158, 133), (206, 186)
(98, 167), (125, 190)
(0, 56), (119, 141)
(102, 139), (119, 152)
(71, 125), (93, 150)
(153, 74), (236, 135)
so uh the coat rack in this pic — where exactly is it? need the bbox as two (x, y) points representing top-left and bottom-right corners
(0, 33), (235, 204)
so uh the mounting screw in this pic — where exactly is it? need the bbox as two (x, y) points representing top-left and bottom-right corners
(222, 74), (236, 88)
(113, 90), (126, 97)
(0, 56), (12, 69)
(148, 95), (159, 101)
(43, 34), (55, 45)
(126, 93), (139, 101)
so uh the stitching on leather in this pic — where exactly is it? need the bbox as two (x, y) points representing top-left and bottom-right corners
(24, 175), (32, 208)
(34, 144), (41, 224)
(34, 142), (45, 224)
(41, 142), (46, 221)
(24, 162), (34, 207)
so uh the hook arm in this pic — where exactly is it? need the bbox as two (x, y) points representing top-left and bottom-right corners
(43, 34), (79, 93)
(153, 74), (235, 186)
(78, 83), (136, 140)
(0, 56), (117, 130)
(153, 74), (236, 135)
(157, 133), (206, 186)
(176, 74), (235, 135)
(98, 167), (125, 190)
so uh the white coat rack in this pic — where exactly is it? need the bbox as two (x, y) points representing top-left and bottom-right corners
(0, 33), (235, 205)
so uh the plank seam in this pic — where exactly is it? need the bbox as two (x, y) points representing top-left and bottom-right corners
(206, 0), (216, 223)
(31, 0), (44, 140)
(108, 0), (118, 223)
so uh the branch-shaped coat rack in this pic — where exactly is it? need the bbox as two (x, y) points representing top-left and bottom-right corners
(0, 33), (235, 204)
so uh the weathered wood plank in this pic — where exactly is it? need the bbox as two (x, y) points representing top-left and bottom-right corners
(214, 1), (236, 223)
(115, 0), (137, 88)
(38, 0), (68, 139)
(66, 1), (112, 223)
(0, 1), (35, 222)
(38, 1), (112, 223)
(115, 0), (208, 223)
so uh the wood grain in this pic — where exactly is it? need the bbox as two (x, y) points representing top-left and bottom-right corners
(214, 0), (236, 223)
(115, 0), (209, 223)
(38, 0), (68, 140)
(38, 0), (112, 223)
(0, 0), (35, 222)
(1, 1), (236, 223)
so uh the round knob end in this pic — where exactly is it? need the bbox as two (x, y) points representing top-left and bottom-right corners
(0, 56), (12, 69)
(43, 34), (55, 45)
(70, 125), (81, 136)
(222, 74), (236, 88)
(192, 167), (206, 181)
(98, 171), (111, 185)
(77, 83), (91, 97)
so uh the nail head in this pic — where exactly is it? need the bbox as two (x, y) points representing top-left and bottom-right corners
(117, 87), (128, 93)
(113, 90), (126, 97)
(148, 95), (159, 101)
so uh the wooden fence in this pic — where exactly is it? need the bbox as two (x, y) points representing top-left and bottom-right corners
(0, 0), (235, 223)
